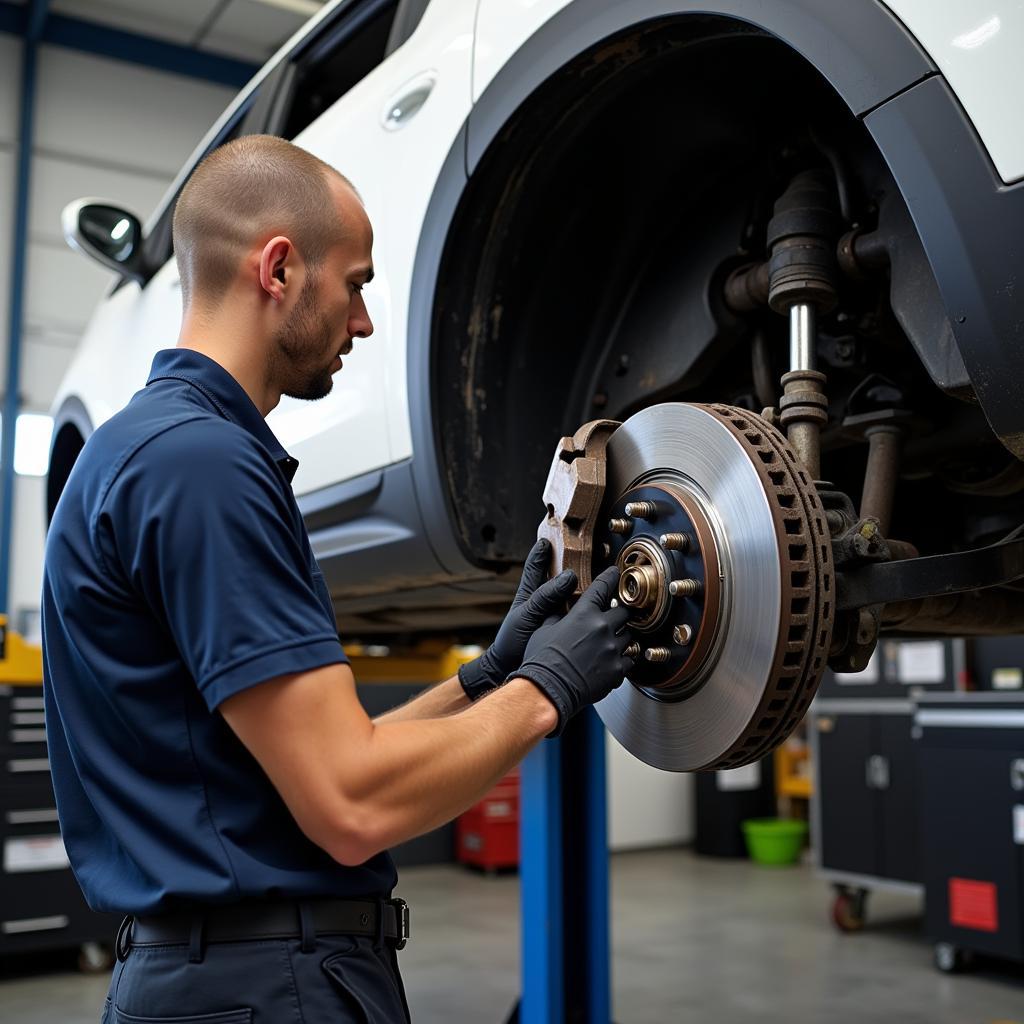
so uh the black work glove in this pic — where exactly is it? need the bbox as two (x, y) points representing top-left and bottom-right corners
(458, 538), (578, 701)
(509, 566), (635, 735)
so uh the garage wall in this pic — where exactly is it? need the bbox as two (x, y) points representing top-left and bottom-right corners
(608, 734), (694, 850)
(0, 40), (234, 622)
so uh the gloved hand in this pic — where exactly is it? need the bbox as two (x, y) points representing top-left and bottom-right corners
(509, 566), (635, 735)
(458, 538), (578, 701)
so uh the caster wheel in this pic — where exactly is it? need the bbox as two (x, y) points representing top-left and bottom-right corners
(77, 941), (114, 974)
(831, 887), (868, 933)
(934, 942), (973, 974)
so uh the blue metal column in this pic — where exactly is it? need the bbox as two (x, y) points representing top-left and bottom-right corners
(519, 735), (565, 1023)
(517, 707), (611, 1023)
(582, 708), (612, 1023)
(0, 0), (48, 615)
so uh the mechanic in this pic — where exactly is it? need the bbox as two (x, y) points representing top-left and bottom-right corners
(42, 134), (636, 1022)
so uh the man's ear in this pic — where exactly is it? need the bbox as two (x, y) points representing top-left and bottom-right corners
(258, 236), (294, 301)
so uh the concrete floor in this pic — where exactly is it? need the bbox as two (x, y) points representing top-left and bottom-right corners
(2, 848), (1022, 1023)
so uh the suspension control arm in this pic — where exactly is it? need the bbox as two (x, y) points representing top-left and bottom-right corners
(836, 535), (1024, 612)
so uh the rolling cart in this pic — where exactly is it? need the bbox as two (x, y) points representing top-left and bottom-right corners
(809, 638), (962, 931)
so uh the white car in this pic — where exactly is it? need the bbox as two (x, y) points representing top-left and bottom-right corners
(54, 0), (1024, 646)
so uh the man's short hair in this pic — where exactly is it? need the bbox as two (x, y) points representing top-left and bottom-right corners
(172, 134), (348, 307)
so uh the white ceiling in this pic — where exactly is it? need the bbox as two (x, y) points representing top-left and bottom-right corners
(49, 0), (328, 64)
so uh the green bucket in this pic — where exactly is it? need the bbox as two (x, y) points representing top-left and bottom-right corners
(741, 818), (808, 866)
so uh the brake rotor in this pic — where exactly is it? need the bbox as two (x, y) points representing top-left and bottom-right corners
(591, 403), (834, 771)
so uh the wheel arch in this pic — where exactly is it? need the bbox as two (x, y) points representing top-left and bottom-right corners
(46, 396), (93, 526)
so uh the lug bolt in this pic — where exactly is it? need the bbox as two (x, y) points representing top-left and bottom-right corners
(659, 533), (690, 552)
(673, 624), (693, 645)
(609, 518), (632, 535)
(623, 642), (641, 659)
(644, 647), (671, 663)
(624, 500), (657, 519)
(669, 578), (702, 598)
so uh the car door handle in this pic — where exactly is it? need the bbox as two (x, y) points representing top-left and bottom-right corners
(382, 72), (436, 131)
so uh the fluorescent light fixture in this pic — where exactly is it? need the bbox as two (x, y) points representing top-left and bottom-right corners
(248, 0), (324, 17)
(953, 15), (1000, 50)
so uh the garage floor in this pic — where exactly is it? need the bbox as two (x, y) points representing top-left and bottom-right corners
(3, 848), (1021, 1023)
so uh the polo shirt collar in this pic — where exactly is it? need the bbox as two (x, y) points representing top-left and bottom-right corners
(147, 348), (299, 483)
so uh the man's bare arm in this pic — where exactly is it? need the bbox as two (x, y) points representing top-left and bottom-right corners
(220, 663), (554, 866)
(372, 676), (469, 723)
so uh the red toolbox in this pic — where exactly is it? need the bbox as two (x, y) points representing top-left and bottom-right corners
(456, 769), (519, 871)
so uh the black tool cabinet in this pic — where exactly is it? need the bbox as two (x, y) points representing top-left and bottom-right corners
(809, 639), (960, 931)
(0, 683), (118, 964)
(916, 692), (1024, 972)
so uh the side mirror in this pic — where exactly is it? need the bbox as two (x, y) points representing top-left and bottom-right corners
(61, 199), (146, 285)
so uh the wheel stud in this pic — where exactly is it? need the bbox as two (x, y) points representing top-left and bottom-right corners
(669, 578), (702, 597)
(608, 518), (632, 535)
(624, 500), (657, 519)
(623, 642), (641, 659)
(644, 647), (671, 663)
(673, 624), (693, 645)
(659, 532), (690, 551)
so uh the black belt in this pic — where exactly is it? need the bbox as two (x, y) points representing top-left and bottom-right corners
(119, 897), (410, 962)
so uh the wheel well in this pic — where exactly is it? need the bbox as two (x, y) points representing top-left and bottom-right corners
(433, 18), (856, 563)
(431, 15), (987, 567)
(47, 422), (86, 526)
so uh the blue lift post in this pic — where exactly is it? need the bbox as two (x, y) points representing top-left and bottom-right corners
(517, 706), (612, 1023)
(0, 0), (48, 616)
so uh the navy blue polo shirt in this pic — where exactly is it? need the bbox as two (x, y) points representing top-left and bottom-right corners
(41, 348), (396, 915)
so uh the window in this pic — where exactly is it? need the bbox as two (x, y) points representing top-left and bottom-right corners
(140, 89), (263, 277)
(0, 413), (55, 477)
(281, 0), (401, 140)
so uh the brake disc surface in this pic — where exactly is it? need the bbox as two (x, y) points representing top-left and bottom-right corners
(594, 403), (833, 771)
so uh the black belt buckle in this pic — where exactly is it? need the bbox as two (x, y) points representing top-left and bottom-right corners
(389, 898), (410, 950)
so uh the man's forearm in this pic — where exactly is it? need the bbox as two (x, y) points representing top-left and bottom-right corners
(333, 679), (555, 861)
(372, 675), (469, 723)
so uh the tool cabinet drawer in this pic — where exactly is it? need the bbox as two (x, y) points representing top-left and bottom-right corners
(1, 784), (60, 839)
(0, 728), (48, 760)
(2, 751), (52, 783)
(0, 688), (45, 717)
(0, 854), (105, 954)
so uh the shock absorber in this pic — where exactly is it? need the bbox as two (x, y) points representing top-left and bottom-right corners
(767, 169), (840, 480)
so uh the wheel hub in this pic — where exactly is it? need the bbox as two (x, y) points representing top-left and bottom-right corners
(600, 481), (723, 699)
